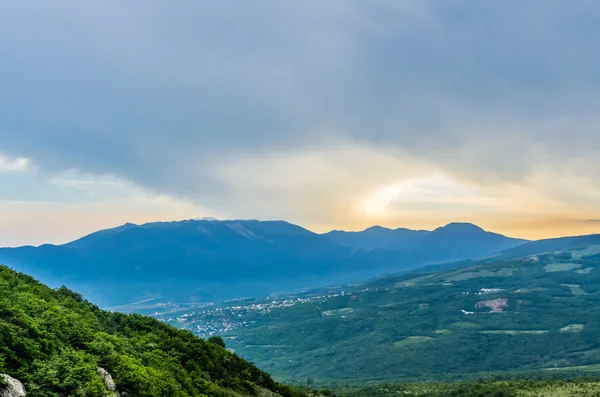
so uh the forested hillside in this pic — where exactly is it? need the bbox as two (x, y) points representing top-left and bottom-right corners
(158, 241), (600, 384)
(0, 265), (305, 397)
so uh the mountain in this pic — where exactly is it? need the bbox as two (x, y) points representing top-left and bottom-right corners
(406, 222), (529, 262)
(0, 265), (305, 397)
(0, 220), (527, 308)
(0, 219), (369, 307)
(325, 222), (528, 262)
(161, 236), (600, 383)
(324, 226), (429, 251)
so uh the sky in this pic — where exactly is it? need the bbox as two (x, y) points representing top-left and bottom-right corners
(1, 0), (600, 246)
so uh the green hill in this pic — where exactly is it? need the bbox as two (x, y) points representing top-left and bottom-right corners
(156, 241), (600, 384)
(0, 265), (305, 397)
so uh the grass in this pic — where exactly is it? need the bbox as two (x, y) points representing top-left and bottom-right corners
(393, 336), (434, 348)
(560, 324), (585, 333)
(396, 275), (435, 287)
(545, 364), (600, 372)
(543, 263), (582, 272)
(480, 330), (549, 335)
(561, 284), (587, 295)
(571, 245), (600, 259)
(449, 321), (481, 329)
(444, 268), (514, 282)
(322, 308), (355, 316)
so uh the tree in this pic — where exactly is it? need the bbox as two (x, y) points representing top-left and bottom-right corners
(207, 336), (226, 348)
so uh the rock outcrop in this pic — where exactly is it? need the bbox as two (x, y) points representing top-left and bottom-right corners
(0, 374), (26, 397)
(255, 387), (282, 397)
(97, 368), (120, 397)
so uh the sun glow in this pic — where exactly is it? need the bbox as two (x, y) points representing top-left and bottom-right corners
(361, 175), (480, 216)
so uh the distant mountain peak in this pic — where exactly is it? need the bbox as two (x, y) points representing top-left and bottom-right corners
(364, 225), (393, 232)
(438, 222), (484, 231)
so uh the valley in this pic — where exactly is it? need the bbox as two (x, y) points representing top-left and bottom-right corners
(150, 241), (600, 385)
(1, 220), (600, 395)
(3, 3), (599, 394)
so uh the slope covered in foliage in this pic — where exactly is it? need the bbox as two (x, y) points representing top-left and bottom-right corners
(158, 241), (600, 384)
(0, 265), (305, 397)
(339, 379), (600, 397)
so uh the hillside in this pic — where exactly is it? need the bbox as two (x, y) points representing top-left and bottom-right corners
(0, 265), (305, 397)
(490, 234), (600, 261)
(0, 220), (526, 308)
(156, 236), (600, 384)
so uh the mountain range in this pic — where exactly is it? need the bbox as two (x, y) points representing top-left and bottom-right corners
(1, 217), (599, 389)
(0, 220), (527, 307)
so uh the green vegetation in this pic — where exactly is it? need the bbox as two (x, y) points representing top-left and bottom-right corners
(338, 379), (600, 397)
(208, 335), (227, 348)
(0, 265), (305, 397)
(393, 336), (434, 347)
(543, 263), (581, 272)
(158, 245), (600, 384)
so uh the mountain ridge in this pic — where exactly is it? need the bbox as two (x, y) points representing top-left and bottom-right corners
(323, 221), (528, 254)
(0, 219), (527, 307)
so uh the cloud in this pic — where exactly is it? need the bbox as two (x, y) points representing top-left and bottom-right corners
(0, 168), (214, 246)
(587, 219), (600, 223)
(0, 153), (30, 172)
(0, 0), (600, 239)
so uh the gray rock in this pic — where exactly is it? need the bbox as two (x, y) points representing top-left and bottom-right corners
(97, 367), (121, 396)
(97, 368), (116, 391)
(0, 374), (26, 397)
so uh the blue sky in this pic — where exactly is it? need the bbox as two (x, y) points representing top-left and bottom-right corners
(1, 1), (600, 246)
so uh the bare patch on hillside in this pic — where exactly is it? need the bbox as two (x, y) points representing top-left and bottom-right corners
(480, 330), (548, 335)
(444, 268), (513, 282)
(475, 298), (508, 313)
(571, 245), (600, 259)
(561, 284), (587, 296)
(543, 263), (581, 272)
(393, 336), (434, 348)
(560, 324), (584, 333)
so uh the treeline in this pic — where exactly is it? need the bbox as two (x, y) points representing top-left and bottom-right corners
(0, 265), (306, 397)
